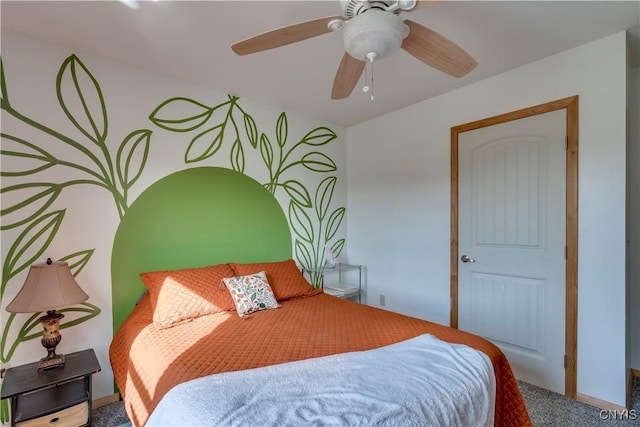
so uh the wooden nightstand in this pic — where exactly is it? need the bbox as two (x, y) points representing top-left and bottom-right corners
(1, 349), (101, 427)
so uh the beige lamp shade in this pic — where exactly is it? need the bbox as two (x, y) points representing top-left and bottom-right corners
(6, 261), (89, 313)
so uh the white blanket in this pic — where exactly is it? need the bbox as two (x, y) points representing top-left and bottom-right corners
(146, 334), (495, 427)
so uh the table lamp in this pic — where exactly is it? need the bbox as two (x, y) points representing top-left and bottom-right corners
(5, 258), (89, 371)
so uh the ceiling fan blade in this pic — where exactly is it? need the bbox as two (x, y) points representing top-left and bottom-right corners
(332, 53), (366, 99)
(231, 16), (344, 55)
(401, 20), (477, 77)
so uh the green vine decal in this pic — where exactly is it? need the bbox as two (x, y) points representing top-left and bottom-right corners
(1, 55), (151, 225)
(291, 177), (346, 286)
(261, 114), (338, 195)
(149, 99), (345, 284)
(0, 54), (142, 422)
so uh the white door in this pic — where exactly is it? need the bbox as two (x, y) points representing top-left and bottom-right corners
(458, 110), (566, 394)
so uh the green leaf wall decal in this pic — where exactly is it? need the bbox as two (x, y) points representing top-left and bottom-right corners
(149, 97), (214, 132)
(185, 124), (224, 163)
(331, 238), (346, 258)
(2, 210), (64, 293)
(230, 138), (245, 173)
(283, 180), (312, 208)
(15, 312), (45, 341)
(116, 130), (151, 190)
(276, 112), (288, 148)
(315, 176), (337, 221)
(260, 133), (274, 169)
(1, 312), (41, 362)
(1, 58), (9, 108)
(301, 127), (337, 146)
(243, 113), (258, 148)
(300, 152), (337, 172)
(1, 134), (57, 177)
(0, 183), (62, 230)
(289, 201), (314, 243)
(57, 302), (101, 330)
(325, 207), (346, 242)
(59, 250), (95, 276)
(57, 55), (108, 145)
(295, 240), (313, 269)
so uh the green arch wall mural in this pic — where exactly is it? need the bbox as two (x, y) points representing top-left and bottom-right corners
(111, 166), (293, 332)
(0, 53), (345, 422)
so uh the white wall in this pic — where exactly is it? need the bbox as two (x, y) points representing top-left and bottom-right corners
(347, 32), (628, 406)
(629, 65), (640, 371)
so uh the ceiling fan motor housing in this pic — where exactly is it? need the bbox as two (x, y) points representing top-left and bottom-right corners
(340, 0), (400, 18)
(343, 9), (410, 61)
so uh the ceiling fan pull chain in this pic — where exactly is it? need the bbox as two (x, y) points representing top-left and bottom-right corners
(365, 52), (377, 102)
(362, 62), (370, 94)
(370, 58), (374, 102)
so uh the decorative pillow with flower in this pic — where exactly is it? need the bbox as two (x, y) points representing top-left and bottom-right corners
(222, 271), (280, 317)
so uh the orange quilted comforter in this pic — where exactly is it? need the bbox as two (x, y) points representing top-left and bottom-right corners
(110, 293), (530, 426)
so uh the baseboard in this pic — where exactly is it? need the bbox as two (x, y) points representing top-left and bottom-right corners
(576, 393), (626, 412)
(93, 393), (121, 409)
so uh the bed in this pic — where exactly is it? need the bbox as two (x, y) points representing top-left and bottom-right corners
(109, 168), (530, 426)
(109, 258), (531, 427)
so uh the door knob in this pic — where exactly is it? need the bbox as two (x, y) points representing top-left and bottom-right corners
(460, 255), (476, 263)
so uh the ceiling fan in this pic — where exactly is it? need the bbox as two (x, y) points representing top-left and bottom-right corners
(231, 0), (477, 100)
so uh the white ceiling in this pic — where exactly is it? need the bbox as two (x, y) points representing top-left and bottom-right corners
(2, 1), (639, 127)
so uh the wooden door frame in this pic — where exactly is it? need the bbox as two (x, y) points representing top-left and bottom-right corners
(450, 96), (578, 398)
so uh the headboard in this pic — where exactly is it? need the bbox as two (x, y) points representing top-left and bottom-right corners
(111, 166), (292, 332)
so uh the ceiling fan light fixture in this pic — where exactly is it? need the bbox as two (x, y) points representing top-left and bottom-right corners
(328, 19), (346, 31)
(397, 0), (418, 11)
(118, 0), (139, 9)
(343, 10), (409, 61)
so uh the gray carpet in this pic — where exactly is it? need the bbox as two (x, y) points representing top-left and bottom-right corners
(92, 378), (640, 426)
(520, 378), (640, 426)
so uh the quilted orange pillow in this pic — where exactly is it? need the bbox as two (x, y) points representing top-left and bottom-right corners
(229, 258), (321, 301)
(140, 263), (236, 329)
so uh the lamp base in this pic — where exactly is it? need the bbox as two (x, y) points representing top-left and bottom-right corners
(38, 353), (65, 371)
(38, 310), (66, 372)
